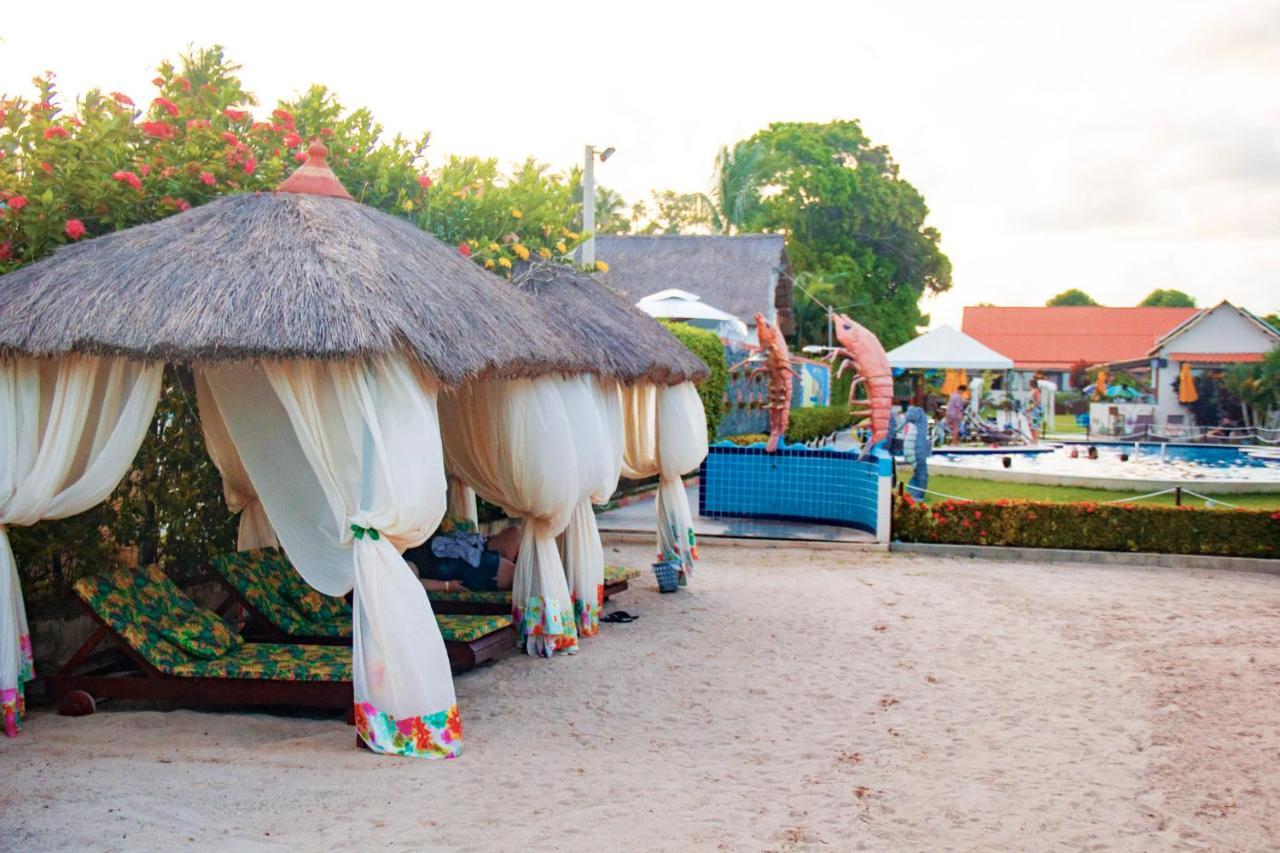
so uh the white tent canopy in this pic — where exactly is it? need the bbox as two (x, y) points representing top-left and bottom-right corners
(886, 324), (1014, 370)
(636, 289), (748, 337)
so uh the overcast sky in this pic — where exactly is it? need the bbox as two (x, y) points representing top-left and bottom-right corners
(3, 1), (1277, 327)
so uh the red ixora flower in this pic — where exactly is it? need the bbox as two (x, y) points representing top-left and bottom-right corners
(7, 195), (27, 211)
(43, 126), (69, 140)
(152, 97), (179, 117)
(272, 108), (294, 126)
(457, 243), (472, 257)
(110, 91), (134, 106)
(64, 219), (86, 240)
(282, 132), (302, 149)
(199, 171), (216, 186)
(223, 108), (249, 122)
(0, 241), (12, 261)
(418, 174), (433, 189)
(242, 156), (257, 176)
(294, 151), (308, 163)
(177, 77), (191, 92)
(40, 162), (53, 175)
(111, 170), (142, 191)
(141, 121), (177, 139)
(220, 131), (239, 146)
(186, 119), (211, 131)
(151, 76), (165, 87)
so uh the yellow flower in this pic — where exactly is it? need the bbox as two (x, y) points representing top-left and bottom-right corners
(555, 240), (567, 253)
(401, 199), (414, 212)
(595, 260), (609, 273)
(513, 244), (530, 261)
(484, 259), (495, 269)
(498, 257), (512, 269)
(511, 209), (523, 219)
(488, 243), (500, 252)
(538, 247), (552, 259)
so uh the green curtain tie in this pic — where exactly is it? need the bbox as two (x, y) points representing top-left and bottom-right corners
(351, 524), (381, 541)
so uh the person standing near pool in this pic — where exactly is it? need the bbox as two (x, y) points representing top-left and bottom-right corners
(1028, 374), (1045, 444)
(945, 384), (967, 446)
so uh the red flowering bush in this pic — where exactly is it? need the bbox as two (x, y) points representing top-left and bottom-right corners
(893, 496), (1280, 558)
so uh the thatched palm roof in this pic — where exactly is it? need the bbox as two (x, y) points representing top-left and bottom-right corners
(591, 234), (794, 335)
(512, 261), (709, 385)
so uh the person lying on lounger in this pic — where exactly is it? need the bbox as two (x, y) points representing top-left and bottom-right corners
(403, 519), (521, 592)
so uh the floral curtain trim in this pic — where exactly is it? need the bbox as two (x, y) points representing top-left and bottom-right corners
(514, 596), (578, 657)
(2, 686), (24, 738)
(573, 585), (603, 638)
(659, 524), (698, 578)
(354, 701), (462, 759)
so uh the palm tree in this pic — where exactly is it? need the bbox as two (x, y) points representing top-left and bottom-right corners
(701, 140), (770, 235)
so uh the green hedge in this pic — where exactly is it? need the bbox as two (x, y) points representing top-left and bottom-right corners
(893, 496), (1280, 559)
(722, 406), (857, 446)
(660, 321), (727, 442)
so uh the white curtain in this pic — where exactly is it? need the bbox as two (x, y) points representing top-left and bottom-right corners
(557, 376), (622, 637)
(620, 382), (708, 579)
(1, 356), (162, 737)
(201, 356), (459, 758)
(438, 377), (580, 657)
(445, 475), (478, 526)
(194, 373), (278, 550)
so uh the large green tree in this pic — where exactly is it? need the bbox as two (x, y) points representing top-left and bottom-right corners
(1139, 289), (1196, 307)
(718, 120), (951, 349)
(1046, 289), (1100, 306)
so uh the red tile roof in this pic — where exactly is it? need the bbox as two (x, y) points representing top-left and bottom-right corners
(1167, 352), (1263, 364)
(961, 306), (1199, 370)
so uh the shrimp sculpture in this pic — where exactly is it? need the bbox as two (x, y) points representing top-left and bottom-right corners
(827, 313), (894, 447)
(730, 313), (799, 452)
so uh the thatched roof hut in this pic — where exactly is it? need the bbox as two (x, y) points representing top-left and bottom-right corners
(512, 261), (709, 385)
(0, 143), (695, 387)
(591, 234), (795, 336)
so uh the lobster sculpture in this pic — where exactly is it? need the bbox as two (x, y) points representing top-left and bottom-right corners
(730, 313), (799, 452)
(827, 313), (893, 447)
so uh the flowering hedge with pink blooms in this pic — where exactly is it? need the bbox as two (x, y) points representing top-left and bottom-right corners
(893, 495), (1280, 559)
(0, 47), (595, 276)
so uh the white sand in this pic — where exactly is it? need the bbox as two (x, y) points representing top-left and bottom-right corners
(3, 544), (1279, 851)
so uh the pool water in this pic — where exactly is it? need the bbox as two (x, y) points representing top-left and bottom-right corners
(935, 443), (1280, 483)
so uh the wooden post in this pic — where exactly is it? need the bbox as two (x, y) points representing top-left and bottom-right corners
(1175, 486), (1182, 507)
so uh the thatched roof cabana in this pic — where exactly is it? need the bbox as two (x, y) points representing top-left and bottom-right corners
(590, 234), (795, 336)
(512, 261), (709, 386)
(0, 143), (687, 387)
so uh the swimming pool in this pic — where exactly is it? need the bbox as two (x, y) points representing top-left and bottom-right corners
(930, 442), (1280, 493)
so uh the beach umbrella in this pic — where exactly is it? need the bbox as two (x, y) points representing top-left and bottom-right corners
(1178, 362), (1198, 403)
(940, 368), (969, 395)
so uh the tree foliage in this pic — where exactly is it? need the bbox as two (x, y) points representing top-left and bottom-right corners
(718, 120), (951, 350)
(1139, 289), (1196, 308)
(1046, 289), (1100, 307)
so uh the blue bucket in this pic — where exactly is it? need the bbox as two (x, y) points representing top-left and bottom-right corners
(652, 560), (680, 593)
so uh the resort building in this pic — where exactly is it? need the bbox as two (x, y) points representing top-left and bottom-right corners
(961, 305), (1198, 389)
(592, 234), (795, 336)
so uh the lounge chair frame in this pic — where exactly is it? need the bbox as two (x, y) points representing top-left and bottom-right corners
(45, 595), (353, 716)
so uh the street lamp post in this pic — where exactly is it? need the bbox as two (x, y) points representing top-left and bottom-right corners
(582, 144), (615, 269)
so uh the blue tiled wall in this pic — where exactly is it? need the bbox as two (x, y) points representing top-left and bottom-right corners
(699, 442), (892, 533)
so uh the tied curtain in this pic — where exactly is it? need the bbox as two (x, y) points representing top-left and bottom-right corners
(445, 475), (478, 526)
(1, 356), (163, 737)
(620, 382), (709, 578)
(200, 356), (460, 758)
(556, 376), (623, 637)
(438, 378), (580, 657)
(194, 373), (278, 550)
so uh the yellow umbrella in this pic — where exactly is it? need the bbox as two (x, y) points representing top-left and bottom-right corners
(940, 368), (969, 396)
(1178, 362), (1198, 403)
(1092, 367), (1108, 401)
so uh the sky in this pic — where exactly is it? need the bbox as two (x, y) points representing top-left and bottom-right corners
(2, 1), (1277, 328)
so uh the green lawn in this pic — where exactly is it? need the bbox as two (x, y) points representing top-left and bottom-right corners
(1048, 413), (1087, 435)
(901, 468), (1280, 510)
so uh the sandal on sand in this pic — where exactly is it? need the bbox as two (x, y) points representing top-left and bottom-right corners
(602, 611), (639, 624)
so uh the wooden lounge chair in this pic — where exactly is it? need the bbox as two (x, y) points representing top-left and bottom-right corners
(210, 548), (514, 671)
(424, 563), (643, 615)
(46, 565), (352, 717)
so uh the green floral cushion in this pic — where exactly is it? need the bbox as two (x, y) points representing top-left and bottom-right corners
(212, 548), (352, 638)
(157, 610), (241, 659)
(73, 565), (242, 674)
(604, 564), (640, 584)
(169, 642), (351, 681)
(436, 614), (512, 643)
(426, 588), (512, 605)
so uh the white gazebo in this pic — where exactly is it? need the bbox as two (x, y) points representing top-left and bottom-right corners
(636, 289), (749, 338)
(886, 324), (1014, 371)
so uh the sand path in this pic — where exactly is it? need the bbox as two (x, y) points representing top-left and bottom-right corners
(3, 544), (1278, 851)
